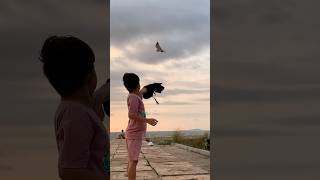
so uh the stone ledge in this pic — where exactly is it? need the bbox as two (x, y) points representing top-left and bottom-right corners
(173, 143), (210, 157)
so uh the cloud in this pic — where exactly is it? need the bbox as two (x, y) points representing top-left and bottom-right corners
(110, 0), (209, 64)
(110, 54), (210, 103)
(160, 101), (198, 106)
(109, 0), (210, 131)
(164, 88), (209, 96)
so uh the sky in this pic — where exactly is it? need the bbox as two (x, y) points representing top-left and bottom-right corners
(0, 0), (108, 126)
(110, 0), (210, 132)
(1, 0), (320, 179)
(213, 0), (320, 179)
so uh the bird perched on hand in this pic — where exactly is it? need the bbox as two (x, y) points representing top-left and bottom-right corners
(143, 83), (165, 104)
(155, 42), (165, 53)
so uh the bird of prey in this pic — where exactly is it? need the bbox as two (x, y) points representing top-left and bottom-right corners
(143, 83), (165, 104)
(155, 42), (165, 53)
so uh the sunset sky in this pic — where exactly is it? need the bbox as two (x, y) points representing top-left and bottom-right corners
(110, 0), (210, 132)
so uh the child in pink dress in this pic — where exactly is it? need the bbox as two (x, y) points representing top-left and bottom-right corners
(122, 73), (158, 180)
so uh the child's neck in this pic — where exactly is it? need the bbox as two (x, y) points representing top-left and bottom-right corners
(131, 89), (140, 95)
(62, 88), (94, 107)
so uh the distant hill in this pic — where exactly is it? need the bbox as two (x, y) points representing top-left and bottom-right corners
(189, 129), (203, 131)
(110, 129), (210, 140)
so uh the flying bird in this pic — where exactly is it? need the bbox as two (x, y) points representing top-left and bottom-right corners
(155, 42), (165, 53)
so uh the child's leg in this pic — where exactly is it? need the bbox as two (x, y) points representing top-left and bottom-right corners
(128, 160), (138, 180)
(126, 139), (142, 179)
(125, 139), (129, 177)
(125, 161), (128, 177)
(127, 162), (129, 172)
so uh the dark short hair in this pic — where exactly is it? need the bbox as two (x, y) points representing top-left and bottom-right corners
(123, 73), (140, 93)
(39, 35), (95, 97)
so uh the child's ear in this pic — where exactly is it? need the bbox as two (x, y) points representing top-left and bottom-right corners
(85, 72), (92, 83)
(86, 70), (97, 92)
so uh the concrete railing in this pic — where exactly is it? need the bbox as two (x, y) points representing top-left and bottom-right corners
(173, 143), (210, 157)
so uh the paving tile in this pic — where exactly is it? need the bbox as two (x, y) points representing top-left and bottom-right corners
(111, 163), (153, 172)
(149, 162), (209, 176)
(111, 158), (148, 165)
(111, 139), (210, 180)
(160, 174), (210, 180)
(111, 171), (158, 180)
(144, 156), (179, 163)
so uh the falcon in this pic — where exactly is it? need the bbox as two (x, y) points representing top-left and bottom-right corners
(155, 42), (165, 53)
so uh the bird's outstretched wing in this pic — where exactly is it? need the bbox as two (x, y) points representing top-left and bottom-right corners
(155, 42), (165, 52)
(143, 83), (165, 104)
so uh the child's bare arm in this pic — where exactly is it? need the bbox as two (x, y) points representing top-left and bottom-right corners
(138, 87), (147, 99)
(128, 113), (145, 123)
(93, 78), (110, 120)
(93, 78), (110, 104)
(147, 118), (158, 126)
(128, 113), (158, 126)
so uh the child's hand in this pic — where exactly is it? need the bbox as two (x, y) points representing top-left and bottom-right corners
(147, 118), (158, 126)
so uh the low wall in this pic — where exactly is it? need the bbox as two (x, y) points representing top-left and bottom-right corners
(174, 143), (210, 157)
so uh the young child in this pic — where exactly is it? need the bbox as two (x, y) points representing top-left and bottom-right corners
(122, 73), (158, 180)
(39, 35), (109, 180)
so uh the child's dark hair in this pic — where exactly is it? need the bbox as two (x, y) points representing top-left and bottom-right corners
(123, 73), (140, 93)
(39, 35), (95, 97)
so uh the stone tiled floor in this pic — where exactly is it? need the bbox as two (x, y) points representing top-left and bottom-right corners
(111, 139), (210, 180)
